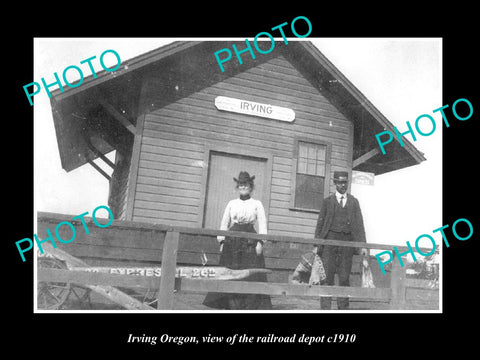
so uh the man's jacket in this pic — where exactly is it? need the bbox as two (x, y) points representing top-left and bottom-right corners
(314, 194), (366, 253)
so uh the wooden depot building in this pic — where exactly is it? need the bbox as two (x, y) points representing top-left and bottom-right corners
(49, 40), (425, 238)
(42, 40), (433, 309)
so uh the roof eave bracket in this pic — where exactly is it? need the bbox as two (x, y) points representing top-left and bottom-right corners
(353, 148), (380, 168)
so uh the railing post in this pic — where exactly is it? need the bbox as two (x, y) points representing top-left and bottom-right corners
(157, 229), (180, 309)
(390, 253), (407, 310)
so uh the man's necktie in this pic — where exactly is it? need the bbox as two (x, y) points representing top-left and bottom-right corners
(340, 196), (345, 208)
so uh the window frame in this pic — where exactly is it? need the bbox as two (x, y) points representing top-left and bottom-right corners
(289, 137), (332, 213)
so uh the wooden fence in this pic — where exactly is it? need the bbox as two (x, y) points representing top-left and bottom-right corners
(36, 212), (439, 311)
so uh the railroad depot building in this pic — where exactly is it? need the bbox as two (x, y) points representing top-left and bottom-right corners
(50, 40), (425, 238)
(40, 40), (437, 310)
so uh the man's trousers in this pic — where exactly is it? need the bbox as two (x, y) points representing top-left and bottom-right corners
(319, 231), (355, 310)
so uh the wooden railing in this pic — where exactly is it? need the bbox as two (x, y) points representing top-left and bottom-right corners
(36, 212), (439, 311)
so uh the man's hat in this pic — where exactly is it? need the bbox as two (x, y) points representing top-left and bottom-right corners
(234, 171), (255, 185)
(333, 171), (348, 182)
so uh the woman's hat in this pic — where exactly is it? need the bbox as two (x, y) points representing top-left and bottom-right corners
(234, 171), (255, 185)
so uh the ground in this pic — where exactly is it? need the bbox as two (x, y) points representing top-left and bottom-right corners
(54, 289), (394, 311)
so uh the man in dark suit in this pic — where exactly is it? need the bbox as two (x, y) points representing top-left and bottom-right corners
(314, 171), (368, 310)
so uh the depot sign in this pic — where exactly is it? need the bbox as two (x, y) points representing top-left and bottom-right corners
(215, 96), (295, 122)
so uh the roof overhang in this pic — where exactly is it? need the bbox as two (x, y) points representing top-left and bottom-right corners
(49, 40), (425, 175)
(283, 42), (426, 175)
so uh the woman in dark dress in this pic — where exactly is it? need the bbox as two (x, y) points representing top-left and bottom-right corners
(203, 171), (272, 310)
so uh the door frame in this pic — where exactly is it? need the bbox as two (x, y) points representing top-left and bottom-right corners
(198, 143), (273, 228)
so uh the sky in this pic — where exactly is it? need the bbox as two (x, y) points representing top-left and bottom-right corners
(34, 37), (442, 250)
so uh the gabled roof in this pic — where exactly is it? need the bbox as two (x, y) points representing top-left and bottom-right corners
(50, 40), (425, 175)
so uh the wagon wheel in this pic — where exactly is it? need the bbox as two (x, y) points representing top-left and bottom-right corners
(69, 284), (92, 309)
(37, 257), (71, 310)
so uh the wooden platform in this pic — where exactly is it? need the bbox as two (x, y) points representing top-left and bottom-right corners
(36, 212), (439, 311)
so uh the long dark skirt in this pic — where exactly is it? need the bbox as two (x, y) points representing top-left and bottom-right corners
(202, 223), (272, 310)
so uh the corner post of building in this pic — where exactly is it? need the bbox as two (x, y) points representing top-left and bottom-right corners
(157, 228), (180, 309)
(389, 253), (407, 310)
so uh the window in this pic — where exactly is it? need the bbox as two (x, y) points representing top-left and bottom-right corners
(291, 140), (330, 211)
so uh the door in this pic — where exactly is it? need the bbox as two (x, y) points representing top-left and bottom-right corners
(203, 151), (268, 232)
